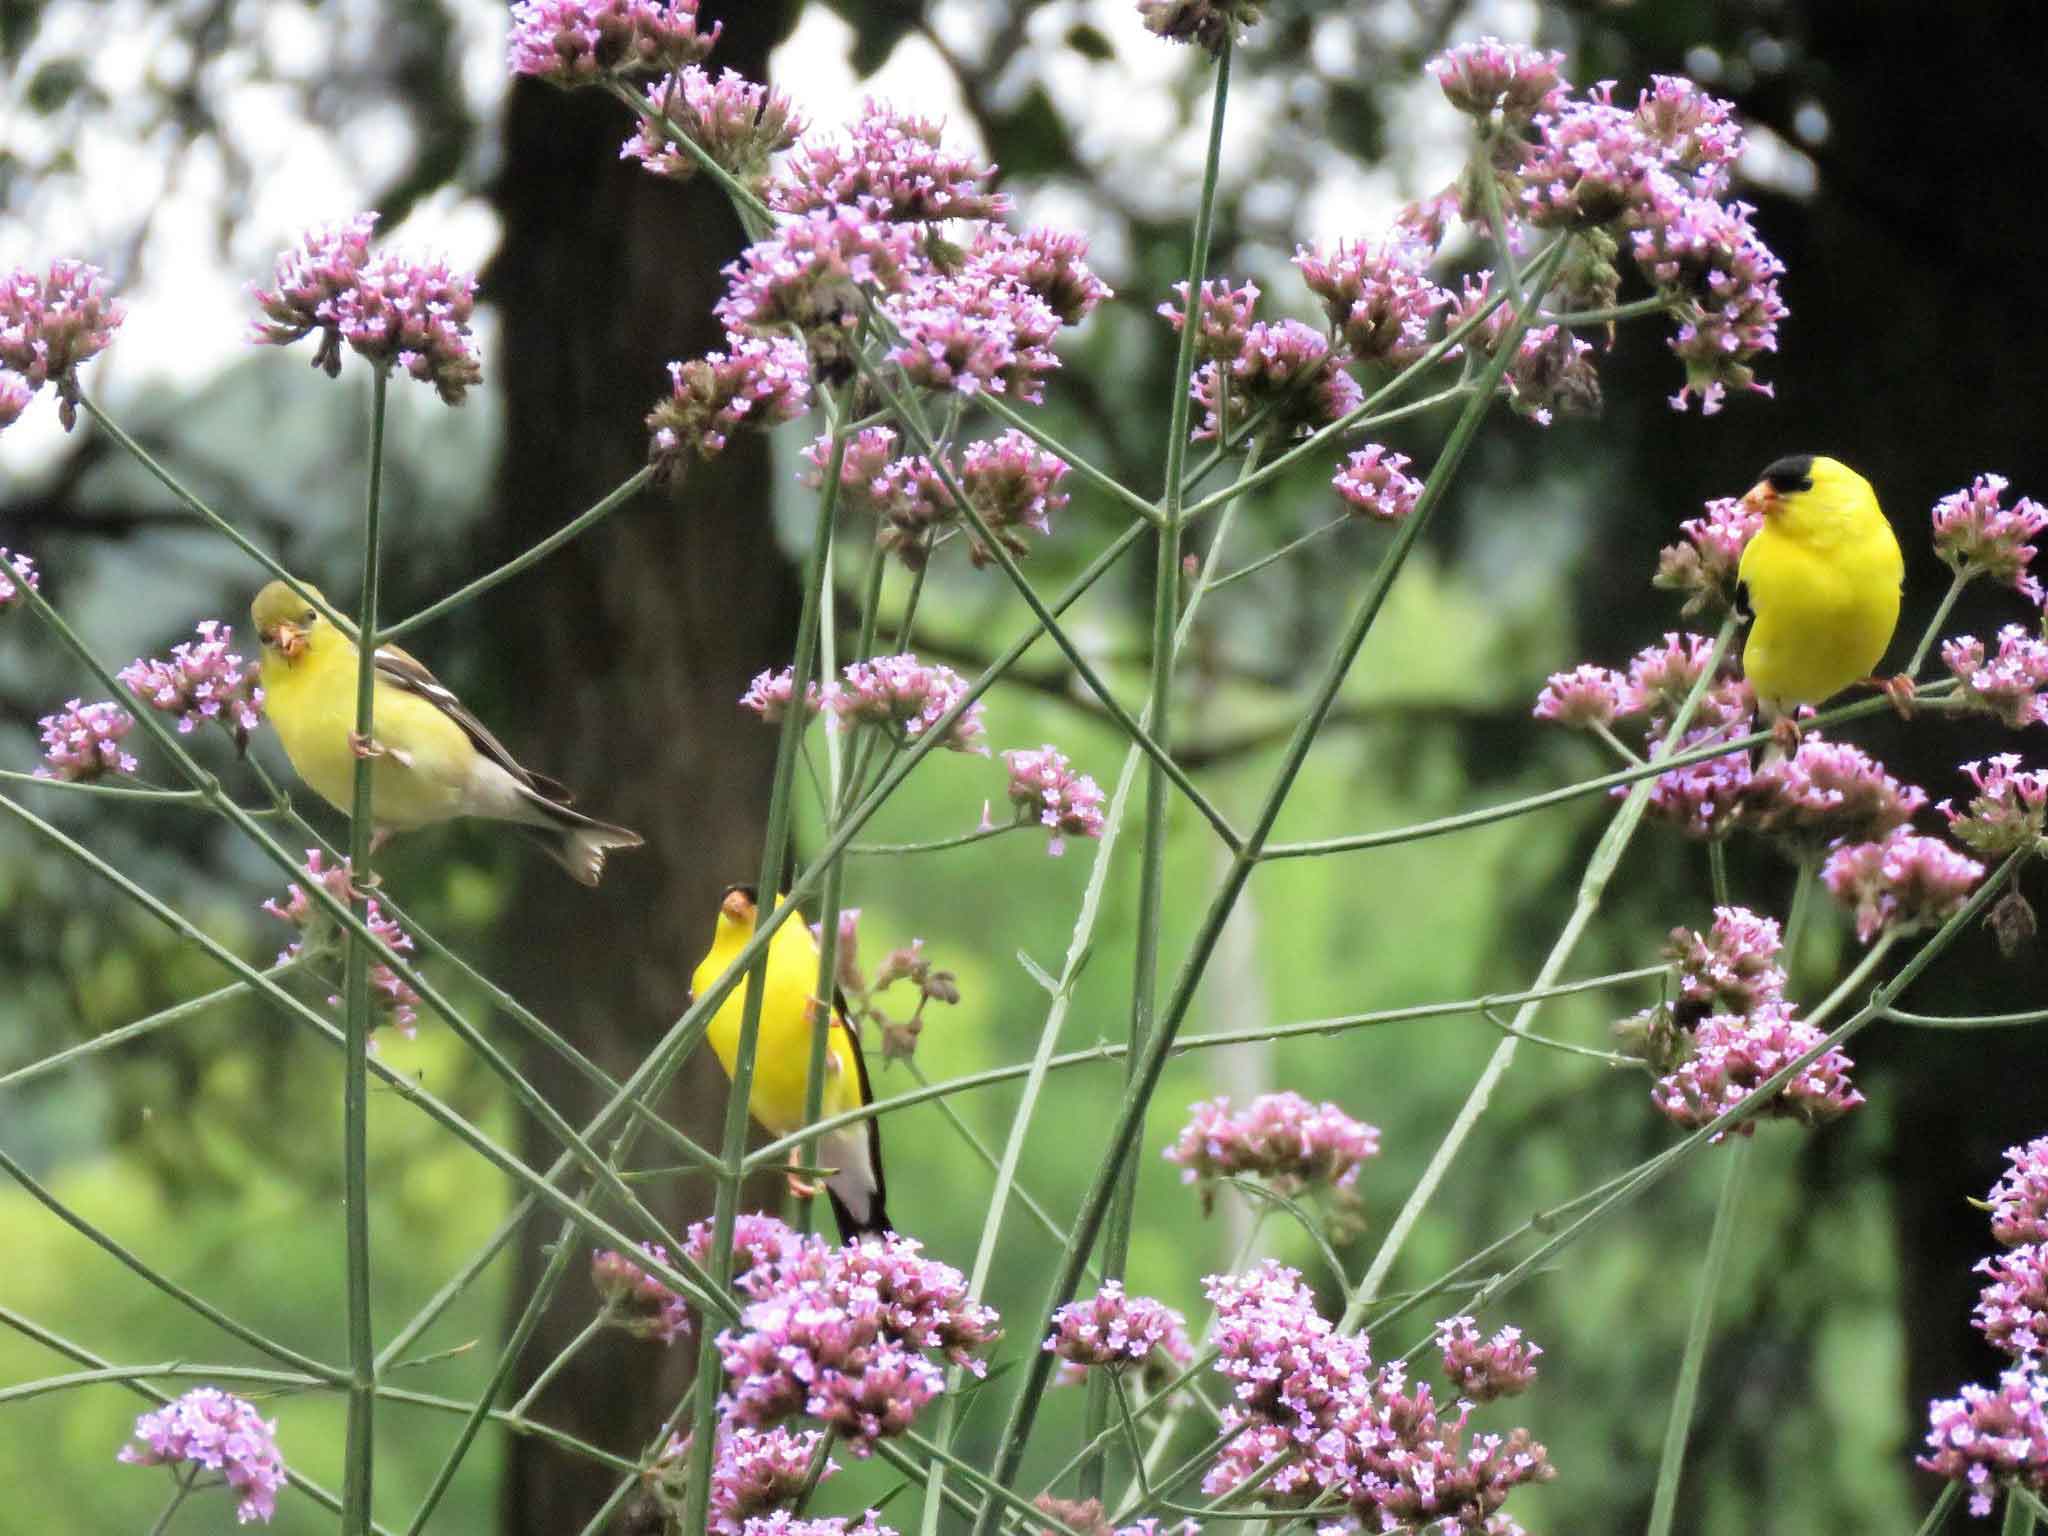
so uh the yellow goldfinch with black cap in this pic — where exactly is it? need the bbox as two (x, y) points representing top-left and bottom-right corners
(250, 579), (643, 885)
(1735, 454), (1905, 748)
(693, 885), (890, 1241)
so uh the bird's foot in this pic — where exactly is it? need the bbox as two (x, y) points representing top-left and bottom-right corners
(785, 1172), (822, 1200)
(804, 996), (829, 1028)
(1865, 673), (1918, 719)
(1770, 715), (1803, 758)
(348, 731), (385, 759)
(367, 828), (392, 858)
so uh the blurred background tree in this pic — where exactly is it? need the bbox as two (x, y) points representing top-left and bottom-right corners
(1, 1), (2043, 1531)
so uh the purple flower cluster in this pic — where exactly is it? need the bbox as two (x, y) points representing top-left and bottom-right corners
(0, 548), (36, 613)
(1438, 1315), (1542, 1402)
(706, 1216), (1000, 1455)
(1201, 1262), (1555, 1527)
(1190, 318), (1362, 443)
(1741, 739), (1929, 850)
(0, 258), (126, 429)
(1044, 1281), (1192, 1383)
(1532, 663), (1629, 729)
(1976, 1244), (2048, 1361)
(1158, 278), (1260, 364)
(1922, 1371), (2048, 1519)
(119, 1387), (286, 1524)
(1632, 190), (1786, 415)
(1332, 445), (1425, 522)
(1932, 473), (2048, 603)
(968, 227), (1112, 327)
(773, 99), (1007, 224)
(1667, 906), (1788, 1020)
(624, 67), (805, 195)
(118, 620), (265, 744)
(715, 208), (921, 347)
(592, 1244), (694, 1343)
(1943, 627), (2048, 730)
(884, 265), (1062, 404)
(262, 850), (422, 1037)
(808, 424), (1071, 570)
(1941, 757), (2048, 858)
(1294, 237), (1449, 365)
(1821, 829), (1984, 945)
(736, 1514), (896, 1536)
(650, 1425), (839, 1535)
(1993, 1141), (2048, 1249)
(1654, 496), (1763, 617)
(1163, 1091), (1380, 1213)
(35, 698), (137, 781)
(1136, 0), (1266, 55)
(739, 666), (827, 724)
(833, 922), (959, 1064)
(507, 0), (719, 85)
(833, 655), (988, 753)
(1429, 37), (1568, 124)
(647, 335), (812, 487)
(1000, 745), (1106, 856)
(250, 213), (482, 404)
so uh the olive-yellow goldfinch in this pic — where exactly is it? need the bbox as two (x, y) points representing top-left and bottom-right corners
(1736, 454), (1904, 726)
(694, 885), (890, 1241)
(250, 579), (642, 885)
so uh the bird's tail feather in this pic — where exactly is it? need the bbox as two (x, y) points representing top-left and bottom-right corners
(514, 787), (644, 887)
(820, 1123), (891, 1242)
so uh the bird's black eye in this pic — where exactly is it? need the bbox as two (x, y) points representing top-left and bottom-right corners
(302, 609), (317, 624)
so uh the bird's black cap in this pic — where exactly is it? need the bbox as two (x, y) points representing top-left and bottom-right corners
(720, 882), (760, 906)
(1759, 453), (1816, 493)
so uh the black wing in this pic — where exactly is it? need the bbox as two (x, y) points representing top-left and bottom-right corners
(373, 644), (573, 804)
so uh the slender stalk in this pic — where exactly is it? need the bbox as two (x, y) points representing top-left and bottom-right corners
(2007, 1483), (2041, 1535)
(1887, 1007), (2048, 1029)
(1912, 1481), (1962, 1536)
(848, 822), (1023, 856)
(382, 467), (654, 640)
(1207, 517), (1353, 591)
(339, 365), (390, 1536)
(1781, 859), (1819, 982)
(1542, 295), (1672, 325)
(1345, 614), (1740, 1326)
(1644, 1135), (1753, 1536)
(0, 964), (294, 1092)
(1907, 569), (1973, 677)
(678, 383), (855, 1536)
(507, 1311), (608, 1419)
(1708, 838), (1731, 908)
(145, 1469), (197, 1536)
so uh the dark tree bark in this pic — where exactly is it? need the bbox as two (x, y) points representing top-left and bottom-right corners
(484, 5), (797, 1529)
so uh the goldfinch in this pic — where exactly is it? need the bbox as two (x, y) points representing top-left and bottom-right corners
(693, 885), (890, 1241)
(1736, 454), (1905, 741)
(250, 579), (643, 885)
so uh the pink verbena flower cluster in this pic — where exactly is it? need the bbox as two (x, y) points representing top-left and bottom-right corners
(773, 99), (1009, 224)
(1135, 0), (1266, 56)
(1932, 473), (2048, 604)
(262, 850), (422, 1037)
(1163, 1091), (1380, 1216)
(1000, 745), (1106, 856)
(824, 911), (960, 1063)
(1653, 496), (1762, 617)
(1943, 626), (2048, 730)
(735, 1513), (897, 1536)
(623, 67), (805, 195)
(119, 1387), (286, 1524)
(701, 1214), (1000, 1456)
(1202, 1261), (1555, 1528)
(0, 258), (125, 430)
(648, 335), (812, 487)
(35, 698), (136, 781)
(591, 1243), (695, 1343)
(1621, 907), (1864, 1136)
(507, 0), (718, 85)
(1332, 444), (1425, 522)
(1187, 314), (1363, 443)
(118, 620), (265, 745)
(1437, 1314), (1543, 1402)
(738, 653), (987, 753)
(1821, 829), (1983, 945)
(805, 425), (1071, 570)
(1942, 757), (2048, 858)
(0, 548), (36, 612)
(250, 213), (482, 404)
(650, 1425), (839, 1536)
(1294, 236), (1449, 366)
(1044, 1281), (1193, 1384)
(1428, 42), (1783, 415)
(1920, 1138), (2048, 1516)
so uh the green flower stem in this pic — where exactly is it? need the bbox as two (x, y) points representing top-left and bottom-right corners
(0, 962), (295, 1093)
(1781, 858), (1820, 981)
(381, 467), (655, 641)
(1207, 517), (1354, 592)
(340, 365), (392, 1536)
(678, 382), (855, 1536)
(900, 1429), (1094, 1536)
(848, 821), (1024, 856)
(2009, 1485), (2046, 1533)
(750, 962), (1665, 1164)
(973, 393), (1169, 528)
(1913, 1481), (1962, 1536)
(972, 236), (1575, 1535)
(570, 1390), (704, 1536)
(1888, 1006), (2048, 1028)
(0, 1141), (345, 1383)
(1171, 237), (1566, 526)
(1907, 568), (1974, 678)
(144, 1469), (196, 1536)
(378, 1201), (529, 1372)
(1344, 613), (1740, 1328)
(792, 1426), (838, 1516)
(1644, 1134), (1753, 1536)
(1477, 130), (1522, 293)
(0, 790), (729, 1322)
(1541, 296), (1673, 326)
(607, 79), (775, 233)
(1158, 38), (1233, 515)
(1260, 677), (1963, 861)
(506, 1311), (607, 1420)
(1594, 721), (1645, 766)
(1708, 837), (1731, 907)
(0, 1304), (395, 1534)
(0, 769), (209, 804)
(75, 395), (352, 634)
(1478, 1004), (1642, 1066)
(850, 353), (1246, 855)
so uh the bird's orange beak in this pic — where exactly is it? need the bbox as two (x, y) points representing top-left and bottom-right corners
(264, 620), (307, 662)
(1740, 480), (1779, 519)
(721, 887), (757, 923)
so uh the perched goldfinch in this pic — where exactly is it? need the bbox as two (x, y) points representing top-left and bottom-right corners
(1736, 454), (1905, 740)
(693, 885), (890, 1241)
(250, 579), (643, 885)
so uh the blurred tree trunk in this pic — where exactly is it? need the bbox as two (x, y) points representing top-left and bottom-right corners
(484, 4), (796, 1529)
